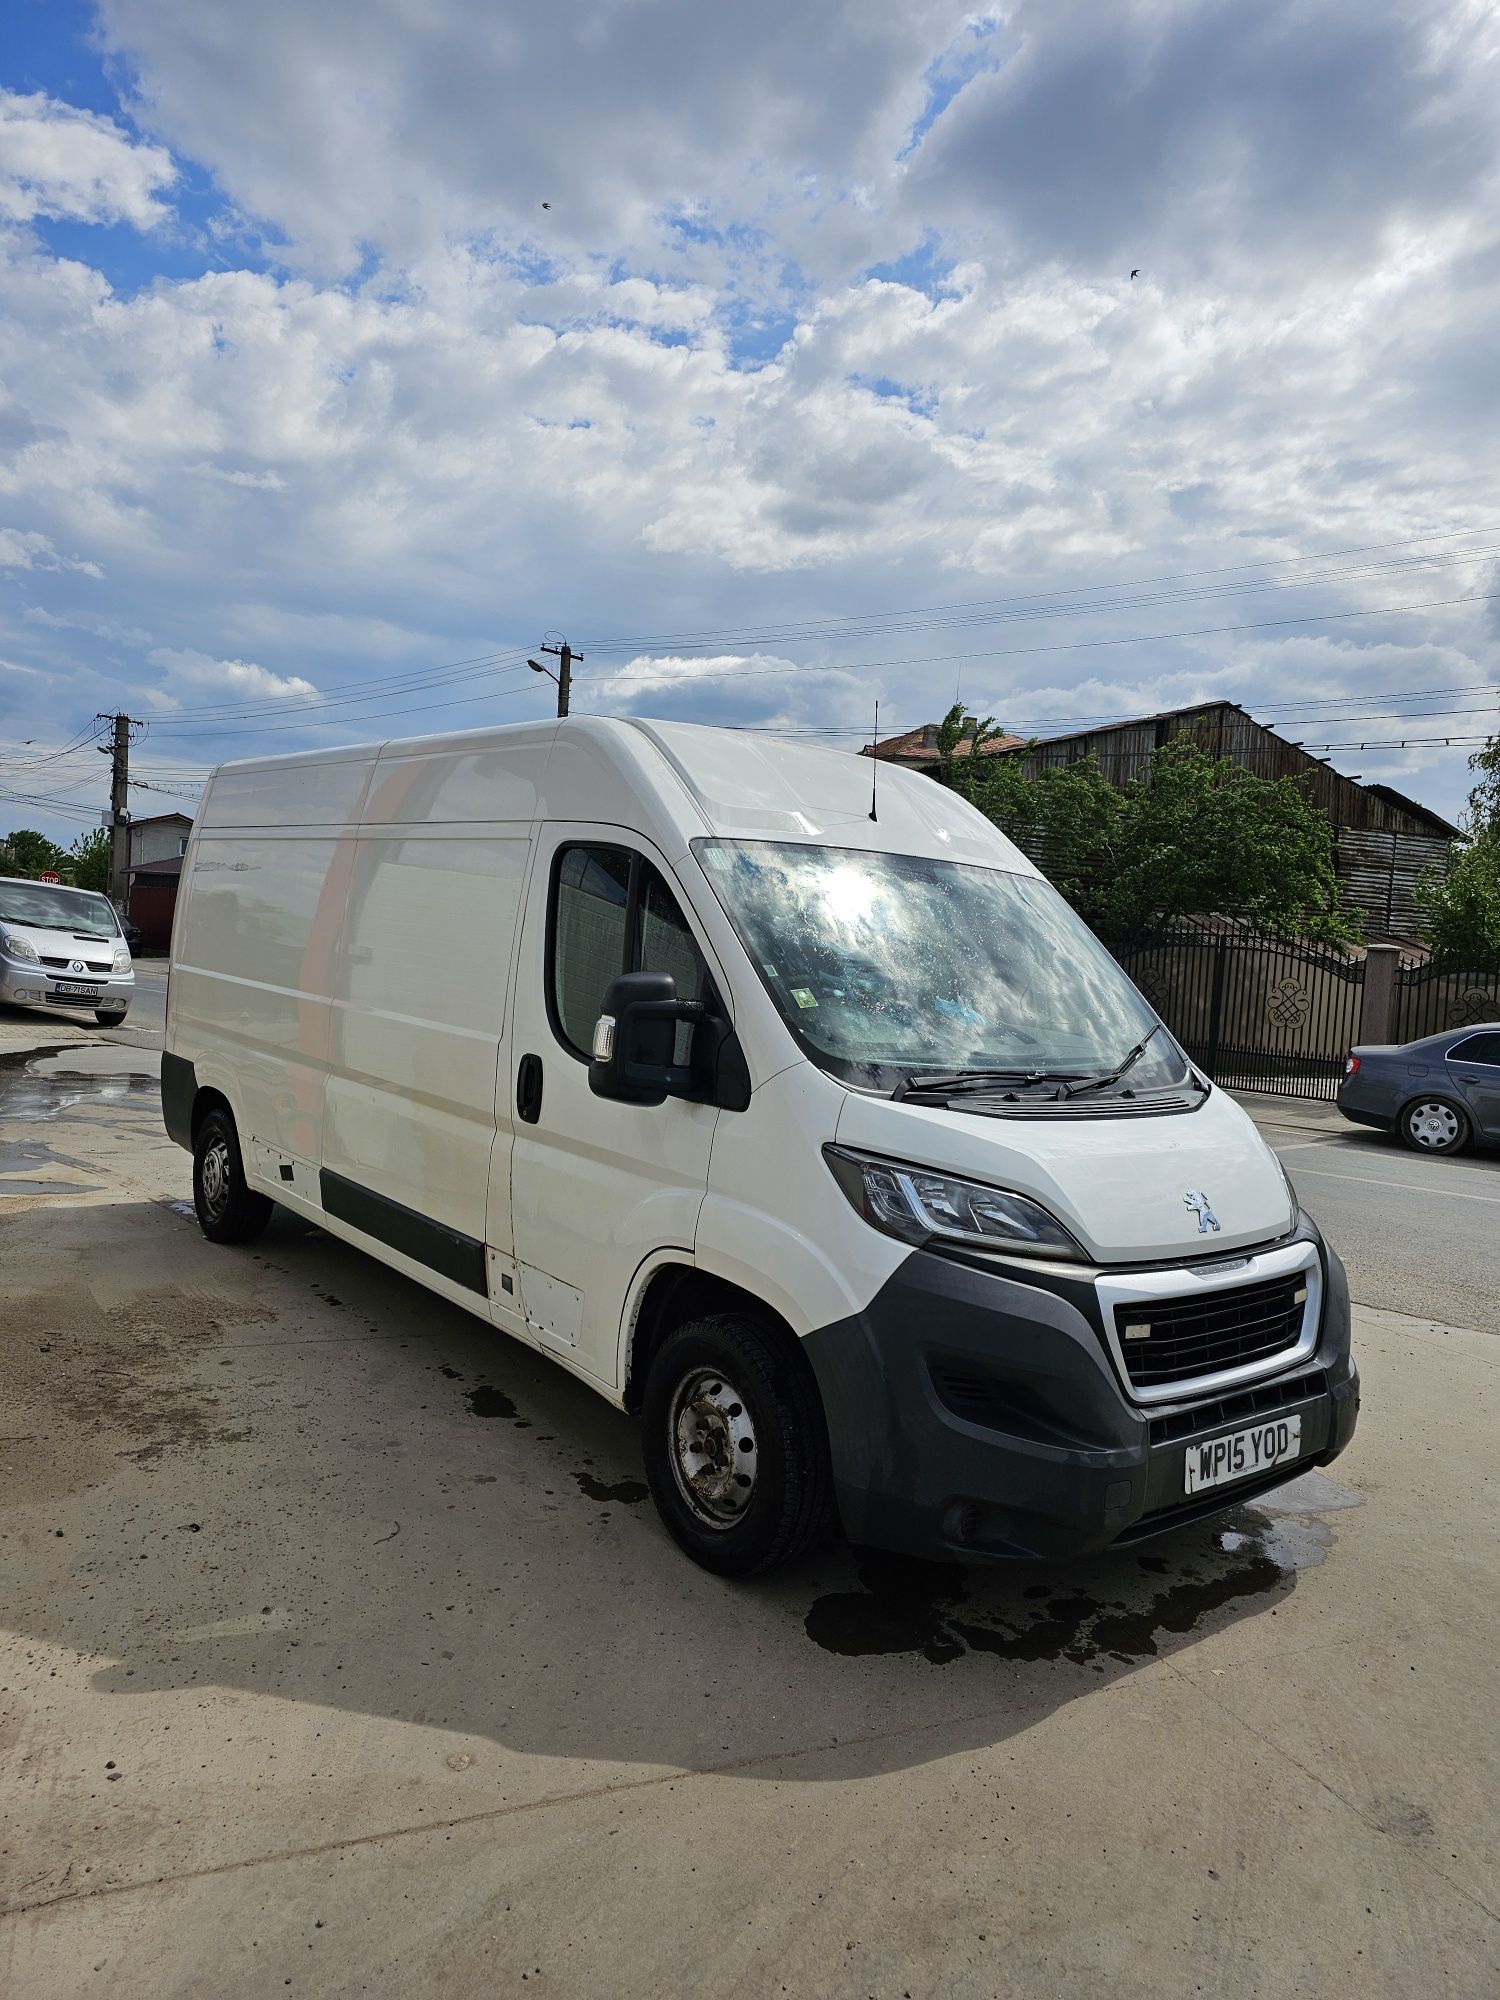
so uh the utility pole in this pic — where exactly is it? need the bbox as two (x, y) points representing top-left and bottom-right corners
(96, 712), (141, 907)
(528, 637), (579, 718)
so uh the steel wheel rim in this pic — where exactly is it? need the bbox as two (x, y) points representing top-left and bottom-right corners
(1409, 1100), (1459, 1149)
(200, 1136), (232, 1218)
(667, 1368), (758, 1530)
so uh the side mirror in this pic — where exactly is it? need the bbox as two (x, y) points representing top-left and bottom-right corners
(588, 971), (751, 1111)
(589, 971), (699, 1105)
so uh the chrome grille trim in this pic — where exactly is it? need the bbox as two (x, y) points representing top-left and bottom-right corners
(1095, 1240), (1321, 1406)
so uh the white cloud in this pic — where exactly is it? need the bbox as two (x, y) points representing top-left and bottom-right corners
(0, 527), (104, 577)
(0, 89), (175, 230)
(146, 646), (319, 708)
(2, 2), (1498, 835)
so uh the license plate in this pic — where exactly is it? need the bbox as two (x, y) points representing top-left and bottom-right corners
(52, 982), (101, 998)
(1184, 1414), (1302, 1494)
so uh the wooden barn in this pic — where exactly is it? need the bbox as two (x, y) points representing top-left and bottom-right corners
(867, 699), (1457, 938)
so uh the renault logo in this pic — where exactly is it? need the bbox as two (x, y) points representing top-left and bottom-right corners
(70, 959), (86, 973)
(1184, 1190), (1221, 1233)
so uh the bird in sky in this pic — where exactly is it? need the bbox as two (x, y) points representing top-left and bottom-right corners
(1130, 268), (1140, 279)
(541, 200), (551, 210)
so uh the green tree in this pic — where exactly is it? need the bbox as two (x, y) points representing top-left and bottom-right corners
(932, 703), (1007, 802)
(2, 828), (66, 878)
(973, 749), (1124, 928)
(928, 717), (1354, 941)
(69, 826), (112, 894)
(1103, 739), (1354, 941)
(1418, 734), (1500, 966)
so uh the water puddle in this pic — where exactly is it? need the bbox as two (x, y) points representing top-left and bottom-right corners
(804, 1471), (1364, 1666)
(0, 1069), (158, 1125)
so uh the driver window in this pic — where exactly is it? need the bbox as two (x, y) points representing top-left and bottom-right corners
(550, 845), (709, 1059)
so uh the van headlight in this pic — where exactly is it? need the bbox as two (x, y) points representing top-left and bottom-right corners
(823, 1146), (1082, 1259)
(1, 930), (39, 963)
(112, 945), (131, 972)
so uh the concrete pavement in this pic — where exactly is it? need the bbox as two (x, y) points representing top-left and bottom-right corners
(1, 1040), (1497, 1996)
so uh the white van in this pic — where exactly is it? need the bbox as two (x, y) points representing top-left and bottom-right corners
(162, 718), (1358, 1575)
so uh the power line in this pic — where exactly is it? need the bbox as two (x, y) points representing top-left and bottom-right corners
(68, 524), (1500, 734)
(145, 648), (533, 724)
(573, 588), (1500, 695)
(574, 526), (1500, 656)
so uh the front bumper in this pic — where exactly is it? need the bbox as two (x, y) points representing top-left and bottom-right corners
(801, 1216), (1358, 1564)
(0, 958), (134, 1016)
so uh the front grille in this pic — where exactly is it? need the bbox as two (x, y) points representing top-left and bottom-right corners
(46, 990), (97, 1006)
(38, 956), (111, 972)
(1116, 1272), (1309, 1390)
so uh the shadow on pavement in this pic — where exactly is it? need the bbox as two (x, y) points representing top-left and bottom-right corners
(1, 1195), (1358, 1791)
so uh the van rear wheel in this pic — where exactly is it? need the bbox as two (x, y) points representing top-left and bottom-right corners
(641, 1313), (833, 1577)
(193, 1106), (273, 1245)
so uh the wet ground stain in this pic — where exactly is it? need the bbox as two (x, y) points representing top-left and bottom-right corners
(804, 1475), (1360, 1666)
(0, 1043), (73, 1075)
(457, 1380), (645, 1501)
(0, 1066), (158, 1126)
(464, 1384), (532, 1428)
(575, 1470), (649, 1505)
(805, 1546), (1285, 1666)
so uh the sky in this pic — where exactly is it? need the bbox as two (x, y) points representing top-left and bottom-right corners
(2, 0), (1499, 847)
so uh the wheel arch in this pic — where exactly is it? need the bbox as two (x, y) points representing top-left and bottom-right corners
(620, 1259), (807, 1415)
(190, 1084), (236, 1145)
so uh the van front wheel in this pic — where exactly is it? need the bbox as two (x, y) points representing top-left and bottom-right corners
(193, 1107), (273, 1245)
(642, 1313), (833, 1577)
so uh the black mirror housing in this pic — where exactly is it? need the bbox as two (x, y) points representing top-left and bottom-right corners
(587, 971), (751, 1111)
(588, 971), (695, 1104)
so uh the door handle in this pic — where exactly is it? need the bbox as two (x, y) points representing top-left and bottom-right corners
(517, 1053), (543, 1124)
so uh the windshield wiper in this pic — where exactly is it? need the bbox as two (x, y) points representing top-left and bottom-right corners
(894, 1067), (1079, 1102)
(1062, 1023), (1166, 1099)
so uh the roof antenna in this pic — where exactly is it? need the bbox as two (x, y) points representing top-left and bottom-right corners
(869, 697), (879, 822)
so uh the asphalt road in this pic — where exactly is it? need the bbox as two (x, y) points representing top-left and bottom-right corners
(1260, 1115), (1500, 1338)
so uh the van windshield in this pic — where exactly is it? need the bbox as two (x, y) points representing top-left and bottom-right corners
(694, 839), (1184, 1094)
(0, 879), (120, 936)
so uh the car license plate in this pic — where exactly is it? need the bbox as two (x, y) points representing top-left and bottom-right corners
(52, 982), (101, 998)
(1184, 1414), (1301, 1495)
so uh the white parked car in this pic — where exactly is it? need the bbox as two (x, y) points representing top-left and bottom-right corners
(0, 875), (135, 1026)
(161, 718), (1358, 1574)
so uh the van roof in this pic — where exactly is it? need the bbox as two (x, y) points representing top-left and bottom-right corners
(208, 715), (1038, 872)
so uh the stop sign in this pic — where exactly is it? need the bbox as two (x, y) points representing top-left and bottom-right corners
(39, 870), (59, 883)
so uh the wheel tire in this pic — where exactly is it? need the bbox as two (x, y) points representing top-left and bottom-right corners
(94, 1010), (124, 1028)
(193, 1106), (274, 1244)
(1398, 1095), (1470, 1156)
(641, 1312), (834, 1578)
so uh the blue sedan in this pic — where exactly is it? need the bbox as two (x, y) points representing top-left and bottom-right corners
(1337, 1024), (1500, 1155)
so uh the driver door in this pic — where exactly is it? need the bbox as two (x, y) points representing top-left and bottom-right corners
(508, 826), (720, 1386)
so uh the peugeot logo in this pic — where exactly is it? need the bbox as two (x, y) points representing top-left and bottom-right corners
(70, 959), (86, 973)
(1184, 1190), (1221, 1233)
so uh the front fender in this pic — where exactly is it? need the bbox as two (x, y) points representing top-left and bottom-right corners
(693, 1191), (904, 1339)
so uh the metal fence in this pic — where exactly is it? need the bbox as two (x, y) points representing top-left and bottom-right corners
(1111, 925), (1366, 1101)
(1392, 964), (1500, 1043)
(1112, 922), (1500, 1098)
